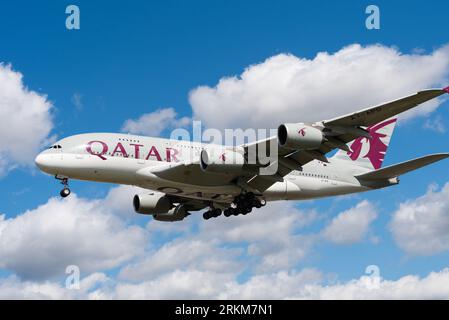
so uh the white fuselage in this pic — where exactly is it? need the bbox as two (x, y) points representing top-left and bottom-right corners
(35, 133), (377, 204)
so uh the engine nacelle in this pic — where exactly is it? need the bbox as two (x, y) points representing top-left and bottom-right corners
(277, 124), (323, 150)
(200, 149), (245, 174)
(133, 193), (172, 215)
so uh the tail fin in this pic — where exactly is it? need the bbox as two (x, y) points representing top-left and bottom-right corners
(331, 118), (397, 170)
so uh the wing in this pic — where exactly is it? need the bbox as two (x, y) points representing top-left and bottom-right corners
(323, 89), (447, 127)
(245, 87), (449, 192)
(166, 194), (209, 211)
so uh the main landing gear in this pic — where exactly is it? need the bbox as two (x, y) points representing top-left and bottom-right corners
(203, 208), (222, 220)
(202, 192), (266, 220)
(56, 175), (71, 198)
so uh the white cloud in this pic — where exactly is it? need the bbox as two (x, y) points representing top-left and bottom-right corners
(0, 273), (110, 300)
(0, 193), (148, 280)
(0, 64), (54, 175)
(2, 183), (449, 299)
(102, 184), (149, 221)
(119, 201), (318, 281)
(113, 267), (449, 299)
(424, 115), (446, 133)
(195, 202), (318, 273)
(121, 107), (190, 136)
(300, 268), (449, 299)
(115, 270), (234, 299)
(390, 183), (449, 255)
(4, 266), (449, 299)
(71, 93), (83, 110)
(221, 269), (322, 299)
(189, 44), (449, 130)
(119, 239), (243, 281)
(322, 200), (378, 244)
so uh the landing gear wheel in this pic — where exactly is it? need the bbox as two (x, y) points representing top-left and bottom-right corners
(60, 187), (71, 198)
(56, 176), (71, 198)
(203, 211), (211, 220)
(224, 208), (233, 217)
(213, 208), (222, 217)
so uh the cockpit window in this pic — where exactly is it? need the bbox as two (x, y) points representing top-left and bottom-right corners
(48, 145), (62, 149)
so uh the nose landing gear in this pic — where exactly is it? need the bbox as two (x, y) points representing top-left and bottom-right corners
(60, 186), (71, 198)
(56, 175), (71, 198)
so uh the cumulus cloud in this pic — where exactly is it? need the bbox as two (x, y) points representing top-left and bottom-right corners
(300, 268), (449, 299)
(71, 93), (83, 110)
(115, 270), (234, 299)
(322, 200), (378, 244)
(2, 182), (449, 299)
(115, 268), (322, 299)
(390, 183), (449, 255)
(3, 266), (449, 299)
(0, 273), (110, 300)
(189, 44), (449, 130)
(120, 201), (318, 281)
(119, 239), (244, 281)
(198, 202), (318, 273)
(423, 115), (446, 133)
(121, 107), (190, 136)
(0, 192), (148, 280)
(0, 64), (54, 175)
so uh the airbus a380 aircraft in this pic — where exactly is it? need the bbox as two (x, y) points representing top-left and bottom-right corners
(35, 88), (449, 222)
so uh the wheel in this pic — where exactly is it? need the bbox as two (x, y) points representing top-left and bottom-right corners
(242, 200), (251, 208)
(224, 209), (232, 217)
(245, 207), (252, 214)
(203, 211), (211, 220)
(213, 209), (222, 217)
(252, 199), (260, 207)
(260, 199), (267, 207)
(60, 188), (71, 198)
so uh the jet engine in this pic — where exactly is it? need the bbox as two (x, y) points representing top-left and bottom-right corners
(277, 123), (324, 150)
(200, 149), (246, 174)
(133, 193), (172, 215)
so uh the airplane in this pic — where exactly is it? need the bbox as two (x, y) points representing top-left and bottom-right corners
(35, 87), (449, 222)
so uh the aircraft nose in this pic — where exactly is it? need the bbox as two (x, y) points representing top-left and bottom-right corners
(35, 152), (62, 175)
(35, 153), (47, 170)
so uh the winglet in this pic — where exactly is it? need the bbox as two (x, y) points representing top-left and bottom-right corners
(443, 86), (449, 94)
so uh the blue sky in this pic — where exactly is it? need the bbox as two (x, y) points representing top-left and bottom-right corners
(0, 1), (449, 298)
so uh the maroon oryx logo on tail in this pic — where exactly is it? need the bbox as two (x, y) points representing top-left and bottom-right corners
(347, 118), (397, 169)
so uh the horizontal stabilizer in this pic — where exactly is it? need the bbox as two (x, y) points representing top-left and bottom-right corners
(356, 153), (449, 180)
